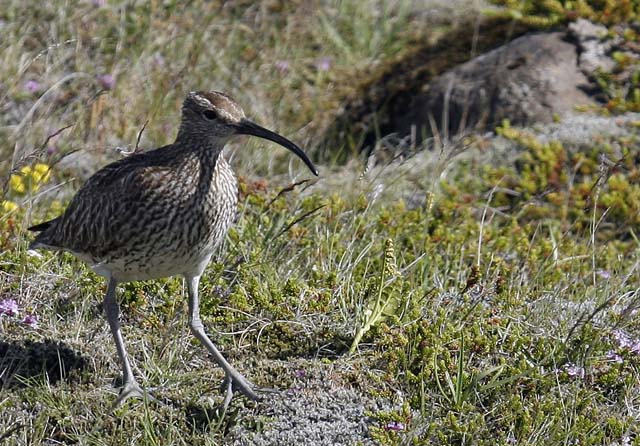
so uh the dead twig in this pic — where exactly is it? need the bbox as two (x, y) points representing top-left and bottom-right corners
(135, 119), (149, 153)
(274, 205), (325, 240)
(265, 179), (311, 209)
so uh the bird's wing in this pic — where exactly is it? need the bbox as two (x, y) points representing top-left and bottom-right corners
(32, 146), (178, 255)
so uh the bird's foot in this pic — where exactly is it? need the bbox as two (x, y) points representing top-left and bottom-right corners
(219, 373), (260, 401)
(111, 380), (160, 409)
(217, 373), (280, 412)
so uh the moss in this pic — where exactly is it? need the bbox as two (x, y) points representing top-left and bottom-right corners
(488, 0), (640, 27)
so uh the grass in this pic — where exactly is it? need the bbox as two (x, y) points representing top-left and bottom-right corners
(2, 0), (640, 445)
(0, 0), (438, 181)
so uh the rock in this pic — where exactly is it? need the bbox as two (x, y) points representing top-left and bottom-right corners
(568, 18), (616, 74)
(533, 112), (640, 146)
(318, 16), (538, 157)
(569, 19), (639, 95)
(319, 18), (619, 156)
(390, 32), (596, 141)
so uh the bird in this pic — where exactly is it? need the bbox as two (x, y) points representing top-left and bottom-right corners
(28, 90), (319, 409)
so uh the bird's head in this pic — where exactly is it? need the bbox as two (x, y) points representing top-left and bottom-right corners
(180, 90), (318, 176)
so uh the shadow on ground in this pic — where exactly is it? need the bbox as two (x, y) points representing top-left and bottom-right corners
(0, 339), (89, 389)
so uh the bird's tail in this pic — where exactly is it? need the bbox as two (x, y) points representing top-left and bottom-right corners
(28, 218), (58, 232)
(27, 217), (61, 250)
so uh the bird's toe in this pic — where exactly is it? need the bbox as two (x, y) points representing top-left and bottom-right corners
(111, 381), (160, 409)
(219, 374), (263, 402)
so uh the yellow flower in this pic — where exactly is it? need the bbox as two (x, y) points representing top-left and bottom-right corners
(9, 174), (25, 194)
(9, 163), (52, 195)
(1, 200), (18, 213)
(32, 163), (51, 184)
(34, 163), (49, 175)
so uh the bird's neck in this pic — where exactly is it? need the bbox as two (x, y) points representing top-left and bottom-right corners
(174, 132), (228, 167)
(171, 133), (235, 204)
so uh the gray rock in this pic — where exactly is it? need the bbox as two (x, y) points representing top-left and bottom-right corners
(391, 32), (596, 140)
(568, 18), (616, 75)
(533, 112), (640, 146)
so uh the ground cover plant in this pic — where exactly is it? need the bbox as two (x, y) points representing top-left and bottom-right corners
(1, 0), (640, 445)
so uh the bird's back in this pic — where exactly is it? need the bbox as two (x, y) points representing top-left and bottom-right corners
(30, 143), (238, 281)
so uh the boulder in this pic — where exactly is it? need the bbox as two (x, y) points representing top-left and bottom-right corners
(390, 31), (596, 140)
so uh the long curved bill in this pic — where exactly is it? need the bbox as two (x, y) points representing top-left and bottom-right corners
(235, 119), (319, 176)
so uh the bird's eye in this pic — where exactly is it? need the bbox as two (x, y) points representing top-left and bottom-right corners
(202, 110), (217, 120)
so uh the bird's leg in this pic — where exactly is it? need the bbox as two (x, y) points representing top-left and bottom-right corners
(185, 274), (260, 407)
(103, 277), (157, 407)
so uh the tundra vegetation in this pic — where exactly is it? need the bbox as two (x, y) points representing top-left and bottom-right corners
(1, 1), (639, 445)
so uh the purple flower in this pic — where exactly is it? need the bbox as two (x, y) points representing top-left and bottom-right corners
(385, 421), (405, 431)
(46, 144), (58, 155)
(275, 60), (290, 73)
(315, 57), (332, 72)
(613, 330), (632, 349)
(21, 314), (38, 328)
(24, 80), (41, 94)
(294, 369), (306, 378)
(152, 53), (165, 67)
(564, 363), (585, 379)
(97, 74), (115, 90)
(596, 269), (611, 279)
(606, 350), (623, 364)
(611, 330), (640, 355)
(0, 298), (19, 316)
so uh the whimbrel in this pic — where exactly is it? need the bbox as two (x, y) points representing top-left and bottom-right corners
(28, 90), (318, 408)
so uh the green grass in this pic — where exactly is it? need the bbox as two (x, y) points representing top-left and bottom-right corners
(0, 0), (431, 181)
(2, 1), (640, 445)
